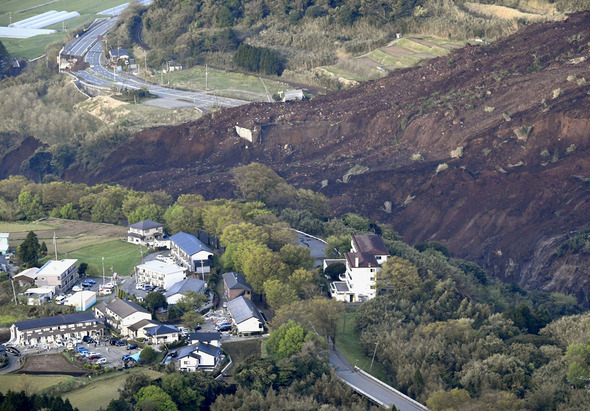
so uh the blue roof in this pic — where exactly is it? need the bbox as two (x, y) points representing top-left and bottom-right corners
(165, 277), (206, 298)
(170, 232), (212, 256)
(197, 342), (220, 357)
(14, 312), (102, 331)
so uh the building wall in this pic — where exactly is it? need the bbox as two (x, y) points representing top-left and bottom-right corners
(235, 317), (263, 335)
(179, 356), (199, 372)
(345, 266), (378, 302)
(136, 266), (186, 289)
(36, 263), (78, 293)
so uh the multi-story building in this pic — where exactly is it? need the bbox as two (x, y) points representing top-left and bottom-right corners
(222, 272), (252, 301)
(35, 259), (78, 294)
(94, 299), (151, 337)
(330, 234), (390, 303)
(10, 312), (105, 346)
(135, 260), (186, 290)
(0, 233), (8, 255)
(127, 220), (166, 248)
(169, 232), (213, 274)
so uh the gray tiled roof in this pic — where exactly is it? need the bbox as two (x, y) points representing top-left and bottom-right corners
(177, 344), (199, 360)
(351, 234), (389, 255)
(345, 252), (379, 268)
(197, 342), (220, 357)
(188, 332), (221, 343)
(144, 324), (179, 336)
(14, 312), (101, 331)
(128, 220), (163, 230)
(222, 272), (252, 290)
(165, 278), (206, 298)
(227, 296), (263, 324)
(128, 319), (157, 332)
(107, 299), (149, 318)
(170, 232), (212, 256)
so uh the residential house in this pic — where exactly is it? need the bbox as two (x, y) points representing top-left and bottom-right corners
(127, 220), (165, 248)
(165, 277), (207, 305)
(12, 267), (38, 286)
(0, 233), (8, 255)
(169, 232), (213, 274)
(143, 323), (179, 345)
(10, 312), (105, 346)
(176, 342), (222, 372)
(94, 298), (151, 337)
(329, 234), (390, 303)
(226, 296), (265, 336)
(24, 286), (55, 306)
(222, 272), (252, 301)
(135, 260), (186, 290)
(35, 259), (78, 294)
(126, 318), (160, 341)
(187, 332), (221, 347)
(64, 290), (96, 311)
(109, 48), (129, 61)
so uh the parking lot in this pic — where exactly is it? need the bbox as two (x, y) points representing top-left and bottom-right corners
(72, 339), (144, 367)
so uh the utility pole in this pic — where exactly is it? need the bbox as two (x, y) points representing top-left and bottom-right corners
(102, 256), (105, 286)
(369, 341), (379, 373)
(53, 232), (58, 261)
(10, 276), (17, 305)
(205, 64), (208, 91)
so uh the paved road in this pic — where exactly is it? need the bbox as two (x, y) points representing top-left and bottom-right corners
(329, 348), (427, 411)
(297, 232), (326, 267)
(63, 19), (116, 57)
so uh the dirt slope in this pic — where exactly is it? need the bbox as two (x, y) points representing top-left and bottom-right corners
(68, 12), (590, 304)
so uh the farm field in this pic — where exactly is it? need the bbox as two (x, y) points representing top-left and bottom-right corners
(64, 369), (163, 411)
(0, 374), (73, 394)
(159, 66), (289, 102)
(0, 0), (128, 58)
(321, 36), (466, 84)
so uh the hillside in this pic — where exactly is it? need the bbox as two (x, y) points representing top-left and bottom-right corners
(63, 13), (590, 303)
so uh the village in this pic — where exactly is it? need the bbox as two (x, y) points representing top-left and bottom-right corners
(0, 220), (391, 376)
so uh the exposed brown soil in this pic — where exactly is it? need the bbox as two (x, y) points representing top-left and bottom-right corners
(64, 13), (590, 303)
(16, 354), (89, 376)
(0, 137), (44, 180)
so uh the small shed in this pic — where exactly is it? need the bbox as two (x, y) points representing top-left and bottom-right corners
(65, 291), (96, 311)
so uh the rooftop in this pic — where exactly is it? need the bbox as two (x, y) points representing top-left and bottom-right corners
(177, 344), (199, 360)
(14, 312), (101, 331)
(227, 296), (263, 324)
(197, 341), (220, 357)
(170, 232), (212, 256)
(351, 234), (389, 256)
(128, 220), (163, 230)
(144, 324), (179, 336)
(107, 298), (149, 318)
(165, 277), (206, 298)
(345, 252), (380, 268)
(13, 268), (39, 280)
(222, 272), (252, 290)
(128, 319), (158, 332)
(331, 281), (350, 292)
(36, 259), (77, 276)
(137, 260), (186, 275)
(188, 332), (221, 343)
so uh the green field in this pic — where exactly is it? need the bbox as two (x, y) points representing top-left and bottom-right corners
(162, 66), (288, 101)
(0, 0), (129, 58)
(0, 221), (58, 232)
(57, 239), (143, 277)
(0, 374), (74, 394)
(335, 311), (389, 383)
(64, 369), (163, 411)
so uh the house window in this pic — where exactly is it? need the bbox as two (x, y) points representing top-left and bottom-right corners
(370, 277), (374, 281)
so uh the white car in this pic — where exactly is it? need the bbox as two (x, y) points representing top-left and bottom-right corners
(95, 358), (107, 364)
(98, 288), (112, 296)
(72, 285), (83, 292)
(136, 283), (145, 290)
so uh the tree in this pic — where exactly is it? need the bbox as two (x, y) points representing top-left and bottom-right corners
(566, 340), (590, 387)
(16, 231), (41, 268)
(163, 204), (201, 235)
(134, 385), (177, 411)
(279, 244), (314, 272)
(242, 247), (289, 294)
(325, 235), (351, 258)
(427, 388), (472, 411)
(324, 262), (346, 281)
(128, 204), (165, 225)
(139, 346), (158, 365)
(40, 242), (47, 256)
(264, 279), (298, 312)
(220, 222), (269, 248)
(144, 292), (167, 313)
(18, 191), (44, 221)
(289, 269), (316, 296)
(266, 320), (310, 359)
(376, 256), (421, 294)
(272, 297), (344, 341)
(161, 373), (203, 411)
(59, 203), (80, 220)
(231, 163), (284, 203)
(78, 262), (88, 276)
(182, 310), (204, 330)
(176, 290), (208, 313)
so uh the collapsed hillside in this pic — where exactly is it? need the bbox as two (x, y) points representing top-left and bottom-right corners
(68, 12), (590, 304)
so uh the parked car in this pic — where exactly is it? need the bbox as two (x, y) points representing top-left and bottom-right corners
(55, 295), (66, 305)
(127, 344), (138, 350)
(76, 346), (88, 353)
(85, 279), (96, 285)
(115, 340), (126, 346)
(143, 285), (153, 291)
(72, 285), (83, 292)
(82, 336), (95, 343)
(79, 351), (90, 357)
(109, 338), (119, 345)
(66, 343), (74, 350)
(95, 358), (107, 364)
(217, 322), (232, 332)
(135, 283), (145, 290)
(88, 354), (101, 360)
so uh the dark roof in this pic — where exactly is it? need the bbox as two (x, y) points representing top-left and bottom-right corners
(14, 312), (100, 331)
(128, 319), (157, 332)
(128, 220), (163, 230)
(177, 344), (199, 360)
(107, 299), (149, 318)
(188, 332), (221, 343)
(227, 296), (263, 324)
(222, 272), (252, 290)
(351, 234), (389, 256)
(165, 277), (206, 298)
(332, 281), (349, 292)
(170, 232), (212, 256)
(94, 301), (107, 314)
(145, 324), (179, 336)
(345, 252), (379, 268)
(110, 49), (129, 58)
(197, 342), (220, 357)
(127, 232), (143, 239)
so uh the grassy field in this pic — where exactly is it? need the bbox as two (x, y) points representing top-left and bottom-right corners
(0, 374), (74, 394)
(222, 339), (263, 383)
(0, 0), (129, 58)
(0, 221), (58, 232)
(64, 369), (163, 411)
(335, 311), (390, 383)
(161, 66), (289, 101)
(56, 240), (143, 277)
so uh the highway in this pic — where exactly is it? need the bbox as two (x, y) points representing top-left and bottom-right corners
(67, 18), (247, 110)
(329, 348), (427, 411)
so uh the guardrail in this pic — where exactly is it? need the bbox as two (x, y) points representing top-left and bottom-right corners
(354, 367), (428, 410)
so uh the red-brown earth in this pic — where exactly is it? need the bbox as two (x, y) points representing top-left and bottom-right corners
(58, 12), (590, 304)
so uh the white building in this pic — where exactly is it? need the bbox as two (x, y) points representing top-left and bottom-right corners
(143, 323), (180, 345)
(176, 341), (222, 372)
(94, 298), (151, 337)
(135, 260), (187, 290)
(24, 286), (55, 306)
(329, 234), (390, 303)
(35, 259), (78, 294)
(169, 232), (213, 274)
(0, 233), (8, 255)
(226, 296), (265, 336)
(165, 277), (207, 305)
(10, 312), (105, 346)
(64, 290), (96, 311)
(127, 220), (166, 248)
